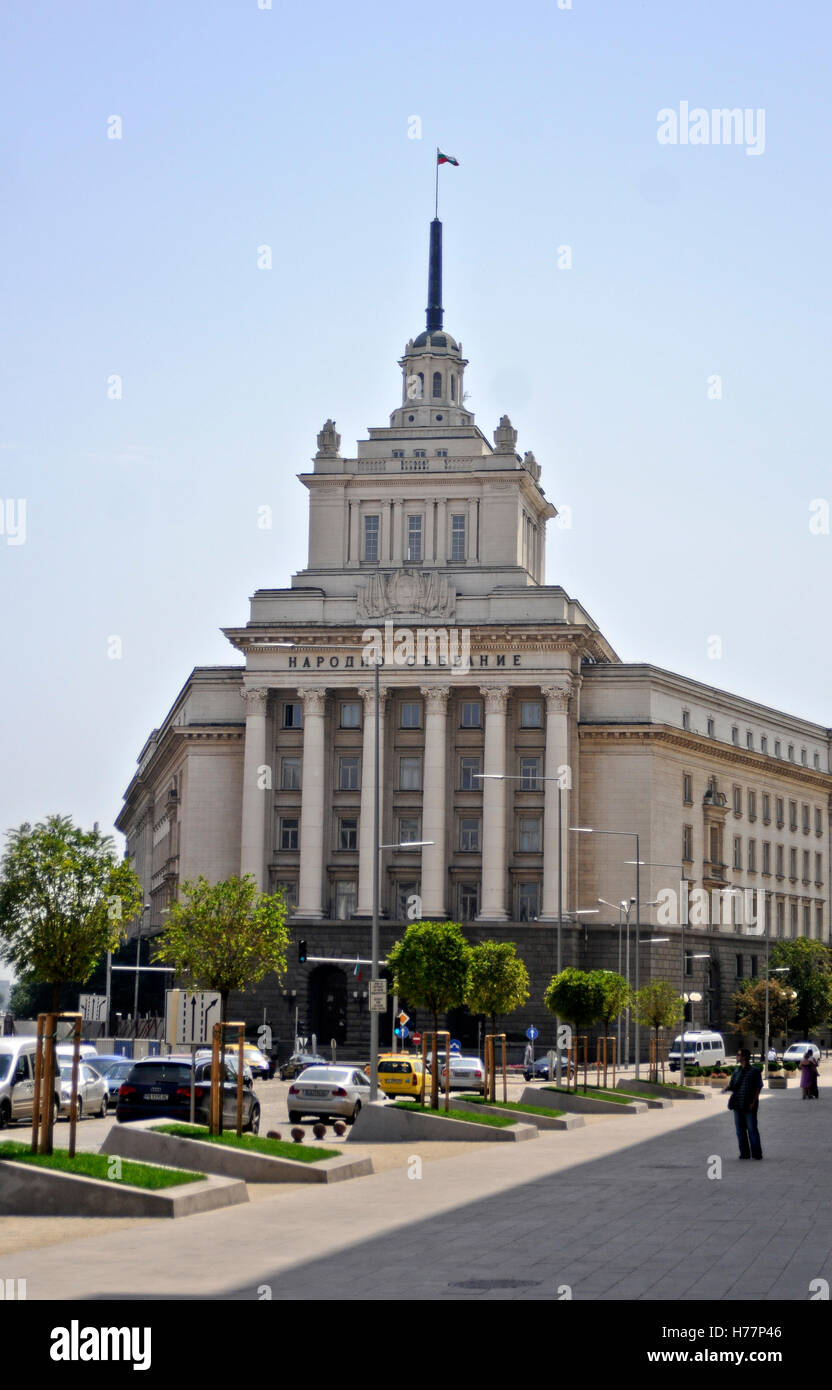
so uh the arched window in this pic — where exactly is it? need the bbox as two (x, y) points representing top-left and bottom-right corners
(450, 375), (456, 400)
(432, 371), (442, 398)
(417, 372), (424, 397)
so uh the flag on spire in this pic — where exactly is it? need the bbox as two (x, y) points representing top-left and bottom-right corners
(437, 150), (459, 166)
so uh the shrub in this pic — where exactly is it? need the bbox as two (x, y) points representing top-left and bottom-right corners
(701, 1065), (713, 1076)
(767, 1061), (782, 1072)
(684, 1065), (701, 1077)
(782, 1060), (797, 1071)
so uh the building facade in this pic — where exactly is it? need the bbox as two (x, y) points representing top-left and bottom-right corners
(116, 219), (832, 1056)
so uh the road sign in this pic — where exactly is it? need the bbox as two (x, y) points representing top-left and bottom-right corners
(449, 1038), (461, 1053)
(398, 1011), (410, 1027)
(399, 1026), (410, 1040)
(79, 994), (107, 1023)
(369, 980), (387, 1013)
(165, 990), (222, 1046)
(412, 1032), (422, 1046)
(526, 1025), (539, 1041)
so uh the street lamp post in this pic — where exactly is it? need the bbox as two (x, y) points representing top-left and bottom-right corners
(599, 897), (633, 1064)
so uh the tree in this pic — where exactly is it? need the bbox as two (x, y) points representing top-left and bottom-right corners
(153, 876), (289, 1019)
(465, 940), (529, 1034)
(595, 972), (630, 1083)
(632, 980), (683, 1080)
(8, 976), (38, 1019)
(0, 815), (142, 1012)
(769, 938), (832, 1039)
(387, 920), (471, 1107)
(728, 978), (797, 1043)
(544, 968), (606, 1089)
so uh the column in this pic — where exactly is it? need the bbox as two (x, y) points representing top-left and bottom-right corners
(420, 685), (450, 918)
(348, 501), (360, 566)
(240, 687), (270, 888)
(356, 683), (387, 916)
(540, 680), (573, 920)
(436, 497), (448, 563)
(296, 687), (327, 919)
(392, 500), (403, 563)
(477, 686), (509, 920)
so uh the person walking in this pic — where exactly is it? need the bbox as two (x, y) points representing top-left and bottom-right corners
(726, 1048), (763, 1159)
(799, 1050), (819, 1100)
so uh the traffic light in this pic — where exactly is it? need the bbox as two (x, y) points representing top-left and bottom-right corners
(298, 939), (308, 964)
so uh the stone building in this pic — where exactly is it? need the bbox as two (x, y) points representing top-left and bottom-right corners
(116, 218), (832, 1057)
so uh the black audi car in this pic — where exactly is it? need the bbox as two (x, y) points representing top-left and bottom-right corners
(115, 1055), (261, 1132)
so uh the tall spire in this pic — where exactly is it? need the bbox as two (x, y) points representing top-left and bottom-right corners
(426, 218), (443, 332)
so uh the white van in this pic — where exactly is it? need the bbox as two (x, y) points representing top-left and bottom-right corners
(667, 1031), (726, 1071)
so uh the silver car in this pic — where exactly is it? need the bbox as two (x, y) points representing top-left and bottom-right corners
(439, 1055), (486, 1093)
(287, 1065), (372, 1123)
(56, 1059), (109, 1119)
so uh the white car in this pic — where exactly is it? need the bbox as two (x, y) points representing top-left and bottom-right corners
(439, 1055), (485, 1093)
(287, 1065), (372, 1123)
(783, 1042), (821, 1065)
(56, 1059), (109, 1119)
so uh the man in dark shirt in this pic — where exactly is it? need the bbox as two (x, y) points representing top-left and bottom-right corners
(727, 1048), (763, 1159)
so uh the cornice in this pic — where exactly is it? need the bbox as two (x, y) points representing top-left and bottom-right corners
(578, 722), (832, 791)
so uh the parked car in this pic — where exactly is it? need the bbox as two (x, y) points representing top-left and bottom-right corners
(523, 1054), (576, 1082)
(439, 1056), (486, 1093)
(93, 1055), (138, 1107)
(287, 1065), (371, 1123)
(55, 1059), (109, 1119)
(224, 1042), (272, 1079)
(0, 1038), (43, 1127)
(115, 1055), (261, 1131)
(280, 1052), (329, 1080)
(668, 1031), (726, 1072)
(56, 1043), (100, 1064)
(365, 1054), (432, 1099)
(783, 1042), (821, 1065)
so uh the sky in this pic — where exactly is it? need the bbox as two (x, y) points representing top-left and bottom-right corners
(1, 0), (830, 846)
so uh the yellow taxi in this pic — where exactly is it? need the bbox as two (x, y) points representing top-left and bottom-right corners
(364, 1053), (431, 1099)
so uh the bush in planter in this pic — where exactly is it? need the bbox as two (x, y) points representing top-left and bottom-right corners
(783, 1060), (797, 1071)
(767, 1060), (782, 1073)
(701, 1065), (714, 1076)
(685, 1065), (702, 1077)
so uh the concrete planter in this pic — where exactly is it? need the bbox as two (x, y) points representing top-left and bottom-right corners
(0, 1158), (246, 1218)
(766, 1075), (789, 1089)
(520, 1086), (647, 1116)
(102, 1120), (373, 1183)
(617, 1078), (710, 1101)
(347, 1101), (538, 1143)
(452, 1098), (585, 1130)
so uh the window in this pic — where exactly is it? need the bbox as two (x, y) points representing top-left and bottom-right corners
(280, 757), (301, 790)
(363, 514), (380, 563)
(450, 375), (456, 401)
(398, 816), (421, 844)
(801, 748), (808, 766)
(340, 701), (361, 728)
(519, 816), (541, 853)
(400, 757), (421, 790)
(395, 881), (419, 919)
(748, 840), (757, 872)
(789, 848), (797, 880)
(406, 515), (422, 562)
(802, 804), (810, 833)
(788, 744), (795, 762)
(776, 845), (784, 877)
(731, 726), (739, 746)
(707, 718), (715, 738)
(520, 700), (542, 728)
(339, 757), (360, 791)
(682, 825), (693, 862)
(790, 901), (798, 937)
(733, 836), (742, 870)
(459, 817), (481, 852)
(732, 786), (742, 815)
(338, 817), (358, 851)
(682, 709), (691, 730)
(751, 954), (759, 977)
(436, 448), (448, 458)
(392, 449), (404, 458)
(276, 881), (298, 910)
(400, 701), (421, 729)
(450, 514), (466, 562)
(736, 954), (744, 979)
(776, 797), (784, 828)
(280, 818), (299, 851)
(802, 850), (810, 882)
(335, 881), (357, 921)
(762, 842), (771, 874)
(817, 905), (824, 938)
(460, 700), (482, 728)
(774, 740), (781, 757)
(746, 731), (754, 750)
(683, 774), (692, 804)
(761, 736), (768, 754)
(413, 449), (427, 459)
(789, 800), (798, 831)
(521, 757), (541, 791)
(518, 883), (540, 921)
(432, 371), (442, 398)
(460, 756), (482, 790)
(748, 790), (757, 821)
(459, 883), (479, 921)
(804, 903), (812, 935)
(777, 900), (785, 937)
(814, 752), (821, 770)
(283, 702), (303, 729)
(762, 793), (770, 823)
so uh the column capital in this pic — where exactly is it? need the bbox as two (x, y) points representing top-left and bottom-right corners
(480, 685), (510, 712)
(300, 686), (327, 717)
(541, 679), (573, 713)
(240, 686), (269, 714)
(420, 684), (451, 710)
(360, 684), (389, 710)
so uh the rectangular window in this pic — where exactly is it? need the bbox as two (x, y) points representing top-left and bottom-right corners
(392, 450), (404, 459)
(281, 757), (301, 790)
(748, 790), (757, 821)
(460, 756), (482, 790)
(748, 840), (757, 871)
(435, 449), (448, 458)
(789, 800), (798, 831)
(762, 793), (770, 823)
(363, 514), (380, 563)
(276, 881), (298, 910)
(762, 842), (771, 874)
(400, 756), (422, 790)
(788, 744), (795, 762)
(518, 883), (540, 921)
(520, 700), (542, 728)
(460, 700), (482, 728)
(802, 850), (810, 882)
(814, 752), (821, 770)
(761, 736), (768, 754)
(682, 709), (691, 731)
(335, 881), (357, 921)
(746, 731), (754, 749)
(283, 702), (303, 729)
(777, 900), (785, 937)
(733, 836), (742, 870)
(280, 818), (299, 851)
(789, 847), (797, 879)
(339, 757), (360, 791)
(775, 740), (781, 757)
(731, 726), (739, 746)
(459, 883), (479, 922)
(707, 718), (715, 738)
(450, 514), (466, 562)
(413, 449), (427, 458)
(804, 903), (812, 935)
(400, 701), (422, 729)
(817, 905), (824, 938)
(683, 774), (692, 804)
(790, 901), (798, 936)
(682, 825), (693, 862)
(801, 748), (808, 766)
(776, 797), (784, 827)
(776, 845), (784, 877)
(733, 786), (742, 815)
(751, 954), (759, 977)
(398, 817), (421, 845)
(802, 804), (810, 833)
(520, 757), (541, 791)
(815, 852), (823, 883)
(338, 817), (358, 851)
(340, 701), (361, 728)
(406, 515), (422, 562)
(816, 808), (823, 835)
(518, 816), (541, 853)
(396, 881), (419, 919)
(736, 954), (743, 979)
(459, 817), (481, 852)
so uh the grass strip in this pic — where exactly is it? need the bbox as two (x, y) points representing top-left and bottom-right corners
(542, 1086), (636, 1106)
(393, 1101), (516, 1128)
(0, 1141), (202, 1189)
(457, 1095), (565, 1119)
(153, 1123), (339, 1163)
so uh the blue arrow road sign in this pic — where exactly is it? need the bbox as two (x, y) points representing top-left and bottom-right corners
(449, 1038), (461, 1052)
(526, 1026), (539, 1041)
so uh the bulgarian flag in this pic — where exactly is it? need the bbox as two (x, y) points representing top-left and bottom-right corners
(437, 150), (459, 166)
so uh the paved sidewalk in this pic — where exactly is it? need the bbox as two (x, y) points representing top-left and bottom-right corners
(4, 1087), (829, 1300)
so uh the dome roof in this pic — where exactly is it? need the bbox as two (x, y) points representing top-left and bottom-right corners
(409, 329), (460, 352)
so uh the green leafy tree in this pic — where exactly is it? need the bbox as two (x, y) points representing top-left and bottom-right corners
(728, 977), (797, 1042)
(770, 938), (832, 1039)
(465, 940), (530, 1034)
(0, 815), (142, 1012)
(595, 972), (630, 1082)
(632, 980), (684, 1079)
(544, 968), (607, 1089)
(153, 876), (289, 1018)
(387, 920), (472, 1107)
(8, 976), (39, 1019)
